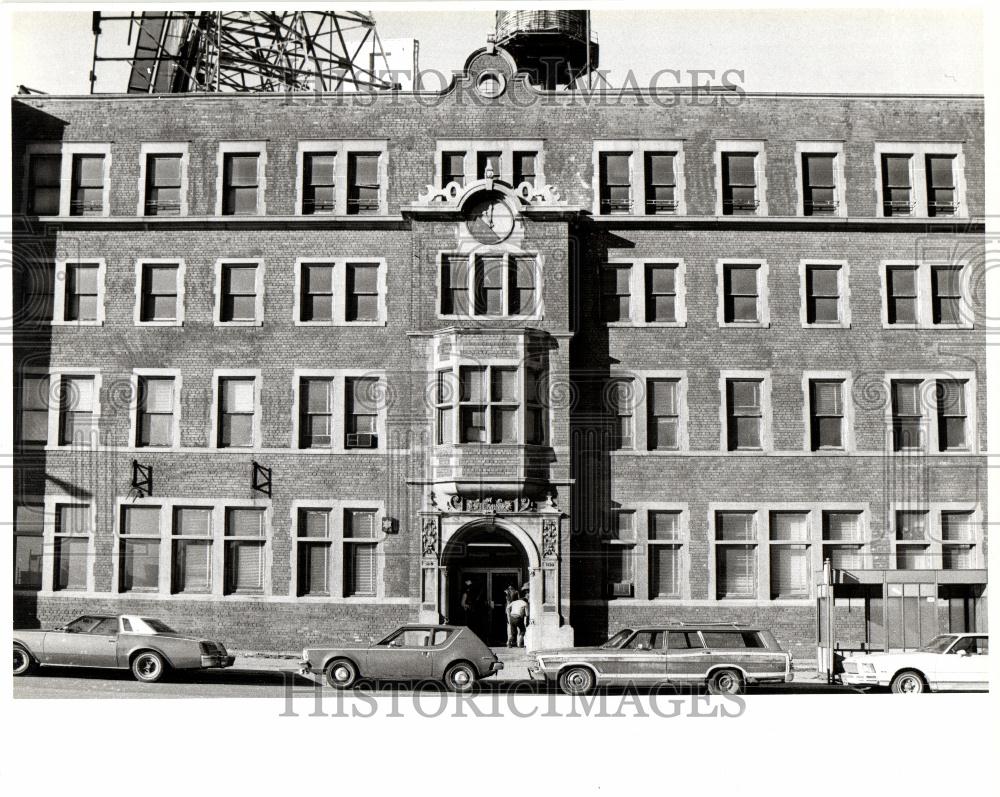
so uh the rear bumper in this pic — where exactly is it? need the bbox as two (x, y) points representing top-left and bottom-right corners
(482, 660), (504, 678)
(840, 672), (882, 687)
(201, 654), (235, 669)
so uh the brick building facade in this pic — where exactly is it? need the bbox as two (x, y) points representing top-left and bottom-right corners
(11, 37), (987, 660)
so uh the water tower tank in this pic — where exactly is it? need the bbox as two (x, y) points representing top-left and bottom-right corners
(494, 10), (598, 88)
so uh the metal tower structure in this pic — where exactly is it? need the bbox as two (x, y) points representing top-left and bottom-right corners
(90, 11), (399, 94)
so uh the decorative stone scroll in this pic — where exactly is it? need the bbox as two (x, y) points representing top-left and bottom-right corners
(421, 517), (439, 557)
(447, 495), (536, 514)
(413, 178), (566, 209)
(542, 518), (559, 560)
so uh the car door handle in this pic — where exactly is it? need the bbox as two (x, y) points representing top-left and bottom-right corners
(108, 639), (117, 644)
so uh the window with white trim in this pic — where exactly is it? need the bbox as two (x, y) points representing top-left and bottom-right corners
(931, 266), (963, 325)
(297, 508), (332, 596)
(346, 262), (379, 321)
(608, 379), (634, 450)
(138, 262), (180, 323)
(715, 511), (757, 599)
(894, 510), (931, 570)
(218, 262), (261, 324)
(18, 374), (49, 445)
(883, 262), (969, 328)
(14, 503), (44, 590)
(70, 154), (106, 216)
(601, 264), (631, 322)
(222, 152), (261, 215)
(62, 262), (102, 323)
(821, 511), (865, 569)
(721, 263), (763, 324)
(808, 379), (845, 451)
(224, 507), (266, 594)
(940, 511), (976, 570)
(440, 253), (539, 318)
(925, 155), (958, 216)
(647, 378), (680, 451)
(143, 153), (183, 216)
(302, 151), (336, 214)
(804, 263), (845, 325)
(343, 509), (377, 596)
(54, 503), (91, 591)
(604, 509), (635, 598)
(725, 378), (764, 451)
(890, 377), (971, 453)
(136, 375), (177, 448)
(172, 507), (212, 594)
(436, 141), (544, 189)
(644, 263), (678, 322)
(299, 262), (334, 322)
(119, 505), (161, 592)
(594, 142), (684, 216)
(299, 377), (334, 449)
(217, 377), (256, 448)
(876, 144), (965, 218)
(347, 152), (380, 215)
(648, 510), (683, 598)
(802, 153), (839, 215)
(721, 152), (759, 215)
(769, 512), (810, 598)
(26, 151), (61, 215)
(886, 265), (918, 324)
(436, 365), (544, 446)
(345, 377), (379, 449)
(58, 375), (97, 445)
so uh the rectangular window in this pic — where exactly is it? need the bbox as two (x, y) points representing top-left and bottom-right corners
(513, 151), (537, 186)
(526, 367), (547, 445)
(441, 151), (465, 186)
(136, 376), (175, 447)
(881, 154), (912, 216)
(648, 511), (682, 598)
(605, 543), (634, 598)
(802, 154), (837, 215)
(19, 375), (49, 445)
(302, 152), (336, 214)
(931, 266), (962, 325)
(120, 505), (161, 592)
(222, 153), (260, 215)
(722, 153), (757, 214)
(809, 380), (844, 450)
(715, 511), (757, 598)
(220, 263), (259, 323)
(822, 511), (864, 569)
(224, 508), (265, 594)
(139, 263), (179, 322)
(436, 370), (455, 445)
(58, 375), (96, 445)
(602, 265), (631, 322)
(54, 504), (90, 591)
(70, 154), (105, 216)
(459, 366), (487, 444)
(490, 368), (518, 444)
(895, 510), (929, 570)
(647, 379), (679, 451)
(14, 504), (44, 590)
(644, 152), (676, 214)
(926, 155), (957, 216)
(726, 379), (763, 451)
(441, 255), (469, 316)
(474, 255), (505, 316)
(346, 377), (379, 448)
(299, 377), (333, 449)
(476, 151), (502, 180)
(297, 509), (331, 596)
(805, 265), (841, 324)
(723, 264), (760, 323)
(599, 152), (631, 214)
(609, 379), (634, 450)
(936, 379), (968, 451)
(941, 511), (975, 570)
(64, 262), (100, 322)
(886, 266), (918, 324)
(347, 153), (380, 215)
(144, 154), (182, 215)
(172, 507), (212, 594)
(891, 380), (924, 451)
(300, 263), (334, 322)
(218, 377), (255, 448)
(344, 509), (377, 596)
(345, 263), (379, 322)
(27, 153), (61, 215)
(769, 512), (810, 598)
(645, 264), (676, 322)
(509, 256), (536, 315)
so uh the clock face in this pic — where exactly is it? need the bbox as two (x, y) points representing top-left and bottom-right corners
(465, 195), (516, 244)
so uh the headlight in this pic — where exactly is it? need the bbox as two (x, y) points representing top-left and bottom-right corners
(301, 648), (310, 661)
(861, 662), (876, 674)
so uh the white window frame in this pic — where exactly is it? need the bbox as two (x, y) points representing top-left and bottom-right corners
(216, 141), (267, 216)
(52, 258), (106, 327)
(113, 499), (168, 594)
(221, 500), (272, 596)
(13, 498), (46, 591)
(879, 259), (973, 329)
(643, 504), (690, 601)
(290, 369), (387, 453)
(134, 258), (185, 327)
(293, 257), (387, 326)
(715, 140), (767, 217)
(889, 502), (983, 571)
(137, 143), (190, 217)
(61, 142), (112, 218)
(214, 258), (265, 327)
(17, 368), (52, 446)
(874, 142), (967, 219)
(602, 370), (689, 453)
(603, 258), (686, 327)
(42, 496), (97, 593)
(591, 140), (687, 216)
(799, 259), (851, 328)
(210, 369), (263, 450)
(129, 368), (182, 451)
(883, 371), (977, 454)
(795, 142), (847, 217)
(21, 142), (62, 215)
(801, 371), (855, 453)
(50, 368), (102, 449)
(293, 140), (388, 216)
(436, 250), (542, 321)
(719, 370), (772, 453)
(716, 258), (770, 328)
(434, 139), (546, 188)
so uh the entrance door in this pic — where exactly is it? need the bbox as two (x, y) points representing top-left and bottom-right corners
(459, 568), (522, 646)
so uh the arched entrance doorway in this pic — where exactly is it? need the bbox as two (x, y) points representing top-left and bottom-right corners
(442, 522), (529, 646)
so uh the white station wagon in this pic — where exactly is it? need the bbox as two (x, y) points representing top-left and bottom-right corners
(841, 633), (988, 693)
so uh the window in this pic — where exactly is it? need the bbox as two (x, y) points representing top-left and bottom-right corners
(804, 264), (843, 325)
(645, 264), (677, 322)
(70, 154), (106, 216)
(437, 142), (544, 189)
(926, 155), (957, 216)
(802, 153), (838, 215)
(27, 152), (60, 215)
(475, 255), (504, 315)
(931, 266), (963, 325)
(936, 380), (968, 451)
(64, 262), (101, 322)
(878, 145), (965, 218)
(647, 379), (679, 451)
(809, 380), (845, 450)
(769, 512), (810, 598)
(886, 266), (918, 324)
(14, 504), (44, 590)
(599, 152), (631, 214)
(435, 370), (455, 445)
(19, 375), (49, 445)
(299, 377), (333, 449)
(218, 377), (256, 448)
(441, 253), (538, 318)
(513, 151), (537, 186)
(346, 377), (379, 448)
(891, 380), (924, 451)
(602, 265), (631, 322)
(722, 263), (761, 324)
(347, 153), (380, 214)
(510, 256), (537, 315)
(297, 509), (332, 596)
(441, 255), (470, 316)
(881, 154), (912, 216)
(136, 376), (176, 447)
(726, 379), (763, 451)
(296, 259), (383, 325)
(940, 511), (975, 570)
(609, 379), (634, 450)
(441, 151), (465, 186)
(219, 262), (260, 324)
(344, 509), (377, 596)
(172, 507), (212, 594)
(58, 375), (96, 445)
(525, 367), (547, 445)
(119, 506), (161, 592)
(477, 151), (502, 180)
(222, 153), (260, 215)
(644, 152), (676, 214)
(300, 263), (334, 322)
(54, 503), (91, 591)
(302, 152), (336, 214)
(715, 511), (757, 599)
(144, 154), (182, 215)
(605, 540), (634, 598)
(822, 511), (864, 569)
(458, 366), (516, 444)
(346, 263), (379, 322)
(648, 511), (683, 598)
(224, 508), (266, 594)
(19, 261), (54, 324)
(701, 631), (766, 649)
(667, 631), (703, 650)
(722, 153), (758, 214)
(895, 510), (930, 570)
(138, 262), (180, 323)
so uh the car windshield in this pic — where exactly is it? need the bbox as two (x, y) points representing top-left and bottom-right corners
(918, 635), (958, 654)
(601, 629), (634, 649)
(141, 619), (175, 633)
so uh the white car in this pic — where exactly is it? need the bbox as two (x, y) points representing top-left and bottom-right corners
(841, 633), (988, 693)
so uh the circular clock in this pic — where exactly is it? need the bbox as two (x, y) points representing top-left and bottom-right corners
(465, 194), (516, 244)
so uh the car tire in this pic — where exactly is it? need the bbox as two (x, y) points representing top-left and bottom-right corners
(13, 645), (35, 677)
(444, 662), (478, 693)
(890, 670), (926, 694)
(558, 666), (595, 696)
(707, 669), (745, 696)
(324, 658), (359, 689)
(131, 651), (166, 683)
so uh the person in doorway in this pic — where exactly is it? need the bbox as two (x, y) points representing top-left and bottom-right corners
(460, 580), (474, 629)
(506, 590), (529, 648)
(503, 584), (517, 608)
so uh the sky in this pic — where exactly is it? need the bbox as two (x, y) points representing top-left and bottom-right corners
(5, 5), (984, 95)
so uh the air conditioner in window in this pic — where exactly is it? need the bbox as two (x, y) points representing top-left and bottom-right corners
(346, 433), (377, 449)
(607, 581), (633, 598)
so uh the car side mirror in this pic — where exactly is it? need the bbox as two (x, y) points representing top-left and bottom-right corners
(389, 639), (403, 648)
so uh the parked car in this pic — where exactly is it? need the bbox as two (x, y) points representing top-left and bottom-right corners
(299, 624), (503, 692)
(840, 633), (989, 693)
(13, 614), (235, 683)
(528, 625), (793, 695)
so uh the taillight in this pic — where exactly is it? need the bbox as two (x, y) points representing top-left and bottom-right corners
(199, 642), (214, 655)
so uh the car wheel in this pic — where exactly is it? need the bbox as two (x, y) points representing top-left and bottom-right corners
(13, 645), (34, 677)
(444, 662), (478, 693)
(131, 651), (166, 683)
(890, 670), (926, 694)
(707, 669), (745, 696)
(558, 666), (595, 696)
(324, 658), (359, 689)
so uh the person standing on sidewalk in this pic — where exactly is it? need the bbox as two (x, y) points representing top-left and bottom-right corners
(506, 590), (529, 648)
